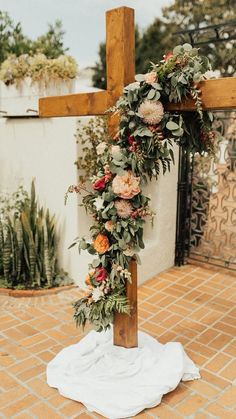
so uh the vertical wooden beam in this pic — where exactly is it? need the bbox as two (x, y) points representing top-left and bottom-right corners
(106, 7), (135, 101)
(106, 7), (137, 348)
(113, 259), (138, 348)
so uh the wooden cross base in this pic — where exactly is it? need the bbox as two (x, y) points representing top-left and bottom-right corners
(113, 259), (138, 348)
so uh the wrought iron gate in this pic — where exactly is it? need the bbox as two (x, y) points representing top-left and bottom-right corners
(175, 112), (236, 271)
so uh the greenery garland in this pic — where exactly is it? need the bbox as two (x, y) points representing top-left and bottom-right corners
(68, 44), (215, 332)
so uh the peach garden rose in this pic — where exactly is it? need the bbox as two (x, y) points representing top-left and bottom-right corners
(112, 170), (140, 199)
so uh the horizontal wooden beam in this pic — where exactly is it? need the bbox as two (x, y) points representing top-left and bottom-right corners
(166, 78), (236, 111)
(39, 91), (108, 117)
(39, 77), (236, 118)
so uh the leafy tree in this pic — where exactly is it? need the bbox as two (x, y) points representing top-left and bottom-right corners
(162, 0), (236, 77)
(30, 20), (68, 59)
(92, 0), (236, 88)
(92, 26), (143, 89)
(0, 10), (68, 64)
(135, 18), (171, 73)
(91, 42), (106, 90)
(0, 11), (30, 63)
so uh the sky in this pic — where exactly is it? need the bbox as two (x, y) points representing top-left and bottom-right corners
(0, 0), (172, 68)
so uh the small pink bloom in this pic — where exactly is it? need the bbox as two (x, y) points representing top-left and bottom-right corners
(163, 52), (173, 62)
(149, 125), (159, 133)
(128, 136), (137, 151)
(104, 287), (110, 294)
(144, 71), (157, 84)
(129, 145), (137, 152)
(104, 164), (111, 174)
(113, 133), (120, 141)
(105, 220), (114, 232)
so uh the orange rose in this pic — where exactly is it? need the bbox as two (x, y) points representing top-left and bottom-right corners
(93, 234), (110, 254)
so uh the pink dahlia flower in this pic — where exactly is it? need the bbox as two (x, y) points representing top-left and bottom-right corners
(138, 100), (164, 125)
(112, 170), (140, 199)
(114, 199), (133, 218)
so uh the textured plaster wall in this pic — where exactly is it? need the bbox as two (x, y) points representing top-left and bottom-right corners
(139, 143), (179, 285)
(0, 116), (179, 287)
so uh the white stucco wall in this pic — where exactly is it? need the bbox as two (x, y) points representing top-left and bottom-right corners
(0, 99), (179, 287)
(140, 144), (179, 285)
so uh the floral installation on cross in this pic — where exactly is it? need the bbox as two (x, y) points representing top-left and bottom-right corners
(67, 44), (216, 332)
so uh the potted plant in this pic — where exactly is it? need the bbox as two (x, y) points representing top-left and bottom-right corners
(0, 53), (78, 116)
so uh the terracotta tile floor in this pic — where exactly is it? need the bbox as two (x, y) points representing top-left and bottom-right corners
(0, 263), (236, 418)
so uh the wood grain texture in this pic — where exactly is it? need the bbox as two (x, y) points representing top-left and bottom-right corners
(106, 7), (135, 103)
(166, 78), (236, 111)
(113, 259), (138, 348)
(39, 91), (108, 117)
(106, 7), (137, 348)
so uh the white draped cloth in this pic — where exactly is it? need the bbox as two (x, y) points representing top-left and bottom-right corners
(47, 329), (200, 418)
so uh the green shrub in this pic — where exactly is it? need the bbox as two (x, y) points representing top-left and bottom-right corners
(75, 116), (108, 183)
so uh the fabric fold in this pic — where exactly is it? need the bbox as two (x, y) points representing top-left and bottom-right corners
(47, 329), (200, 418)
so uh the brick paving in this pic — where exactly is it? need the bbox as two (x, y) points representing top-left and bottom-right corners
(0, 263), (236, 418)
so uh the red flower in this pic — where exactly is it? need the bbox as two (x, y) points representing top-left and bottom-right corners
(95, 267), (107, 282)
(93, 176), (106, 190)
(128, 135), (135, 145)
(163, 52), (173, 62)
(104, 172), (112, 183)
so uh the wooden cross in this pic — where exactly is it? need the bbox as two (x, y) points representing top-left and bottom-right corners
(39, 6), (137, 348)
(39, 6), (236, 349)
